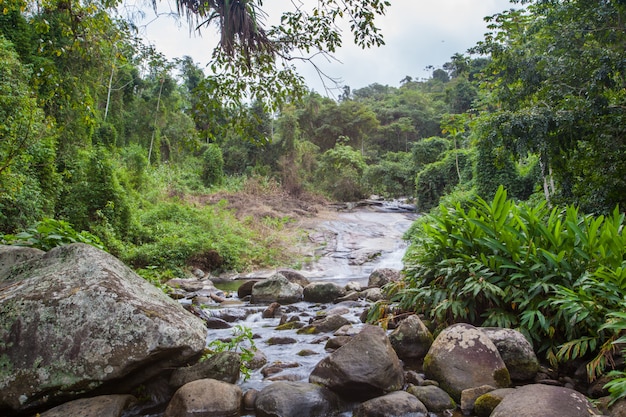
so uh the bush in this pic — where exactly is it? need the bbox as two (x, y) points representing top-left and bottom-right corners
(2, 218), (104, 251)
(315, 143), (366, 201)
(363, 151), (415, 198)
(415, 148), (474, 212)
(201, 143), (224, 187)
(396, 186), (626, 367)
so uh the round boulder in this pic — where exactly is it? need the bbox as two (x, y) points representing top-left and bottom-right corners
(490, 384), (601, 417)
(481, 327), (540, 381)
(389, 315), (434, 359)
(164, 378), (241, 417)
(251, 273), (303, 304)
(309, 325), (404, 400)
(367, 268), (400, 288)
(169, 351), (241, 388)
(423, 323), (510, 402)
(407, 385), (456, 412)
(303, 282), (346, 303)
(0, 245), (44, 279)
(0, 243), (207, 414)
(353, 390), (428, 417)
(255, 381), (340, 417)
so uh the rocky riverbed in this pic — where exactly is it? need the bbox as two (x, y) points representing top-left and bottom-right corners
(0, 206), (623, 417)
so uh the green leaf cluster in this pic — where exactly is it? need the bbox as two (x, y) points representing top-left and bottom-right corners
(398, 186), (626, 367)
(202, 324), (257, 381)
(1, 217), (104, 251)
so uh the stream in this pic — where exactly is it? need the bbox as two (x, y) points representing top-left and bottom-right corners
(203, 207), (419, 415)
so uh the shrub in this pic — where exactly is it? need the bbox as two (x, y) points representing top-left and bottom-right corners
(395, 186), (626, 367)
(201, 143), (224, 187)
(315, 143), (366, 201)
(2, 218), (104, 251)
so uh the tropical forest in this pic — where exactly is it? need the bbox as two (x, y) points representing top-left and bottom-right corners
(2, 0), (626, 415)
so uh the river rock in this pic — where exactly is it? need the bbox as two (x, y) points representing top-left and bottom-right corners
(309, 324), (404, 400)
(255, 381), (340, 417)
(0, 245), (44, 278)
(298, 314), (351, 334)
(163, 378), (242, 417)
(236, 279), (258, 298)
(303, 281), (346, 303)
(389, 314), (434, 359)
(276, 268), (310, 287)
(367, 268), (400, 288)
(169, 351), (241, 388)
(490, 384), (601, 417)
(423, 323), (510, 402)
(251, 273), (303, 304)
(407, 385), (456, 412)
(352, 390), (428, 417)
(460, 385), (496, 415)
(361, 287), (385, 302)
(481, 327), (540, 381)
(474, 388), (516, 417)
(39, 394), (136, 417)
(0, 243), (207, 414)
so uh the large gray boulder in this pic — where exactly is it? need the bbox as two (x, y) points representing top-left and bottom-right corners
(490, 384), (601, 417)
(0, 243), (207, 414)
(255, 381), (340, 417)
(164, 379), (242, 417)
(303, 281), (346, 303)
(481, 327), (540, 381)
(0, 245), (45, 278)
(423, 323), (510, 401)
(353, 391), (428, 417)
(251, 273), (303, 304)
(309, 325), (404, 400)
(389, 314), (434, 359)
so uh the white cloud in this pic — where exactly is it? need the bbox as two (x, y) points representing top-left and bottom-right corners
(127, 0), (514, 92)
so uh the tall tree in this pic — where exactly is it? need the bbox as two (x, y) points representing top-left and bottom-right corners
(473, 0), (626, 212)
(168, 0), (390, 110)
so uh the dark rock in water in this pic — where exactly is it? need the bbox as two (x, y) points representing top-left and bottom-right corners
(163, 378), (242, 417)
(255, 381), (341, 417)
(266, 336), (298, 345)
(262, 301), (282, 318)
(205, 317), (233, 329)
(242, 388), (258, 411)
(303, 281), (346, 303)
(424, 323), (510, 402)
(407, 385), (456, 412)
(261, 362), (300, 378)
(309, 325), (404, 400)
(169, 351), (241, 388)
(38, 394), (137, 417)
(490, 384), (601, 417)
(298, 314), (351, 335)
(237, 279), (259, 299)
(352, 390), (428, 417)
(389, 314), (434, 360)
(0, 243), (207, 415)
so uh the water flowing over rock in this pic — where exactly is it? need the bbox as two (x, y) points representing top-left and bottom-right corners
(423, 323), (510, 402)
(163, 379), (242, 417)
(352, 390), (428, 417)
(490, 384), (602, 417)
(0, 243), (207, 415)
(481, 327), (540, 381)
(251, 273), (303, 304)
(309, 324), (404, 400)
(254, 381), (341, 417)
(389, 314), (434, 359)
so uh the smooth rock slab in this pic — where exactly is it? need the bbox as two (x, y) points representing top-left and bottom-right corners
(0, 243), (207, 414)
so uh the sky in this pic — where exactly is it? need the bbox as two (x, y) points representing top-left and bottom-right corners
(124, 0), (515, 94)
